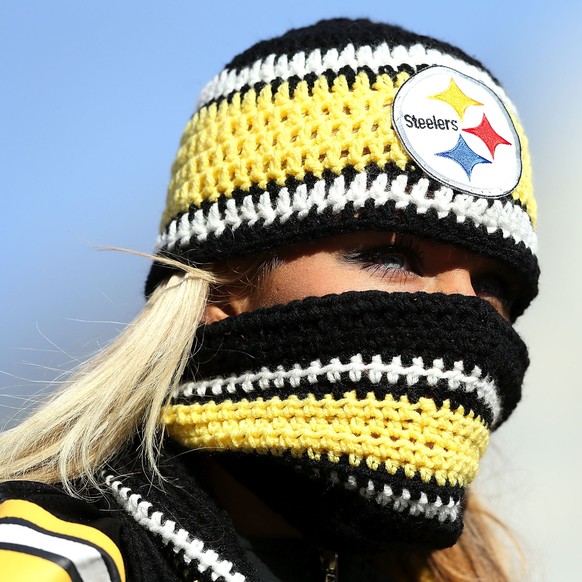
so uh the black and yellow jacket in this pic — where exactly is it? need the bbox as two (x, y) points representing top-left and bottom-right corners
(1, 442), (415, 582)
(0, 445), (264, 582)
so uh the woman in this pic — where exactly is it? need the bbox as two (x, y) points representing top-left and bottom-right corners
(0, 18), (538, 582)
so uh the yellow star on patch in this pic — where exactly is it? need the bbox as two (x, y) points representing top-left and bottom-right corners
(429, 78), (483, 120)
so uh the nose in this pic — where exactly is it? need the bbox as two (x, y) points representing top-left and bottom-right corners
(431, 268), (476, 297)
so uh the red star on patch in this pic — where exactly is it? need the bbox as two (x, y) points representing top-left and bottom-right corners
(463, 113), (511, 158)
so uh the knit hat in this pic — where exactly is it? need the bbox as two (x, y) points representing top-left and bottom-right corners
(146, 18), (538, 317)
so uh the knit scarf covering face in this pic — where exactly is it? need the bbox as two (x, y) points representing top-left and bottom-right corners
(162, 290), (528, 551)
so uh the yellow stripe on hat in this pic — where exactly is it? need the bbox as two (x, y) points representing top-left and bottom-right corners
(161, 69), (534, 230)
(513, 125), (535, 223)
(162, 392), (489, 488)
(162, 71), (410, 227)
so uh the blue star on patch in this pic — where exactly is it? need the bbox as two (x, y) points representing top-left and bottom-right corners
(435, 135), (490, 179)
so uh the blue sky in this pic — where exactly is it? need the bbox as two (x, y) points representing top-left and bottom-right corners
(1, 2), (581, 579)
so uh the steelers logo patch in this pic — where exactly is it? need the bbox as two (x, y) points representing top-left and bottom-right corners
(392, 66), (521, 198)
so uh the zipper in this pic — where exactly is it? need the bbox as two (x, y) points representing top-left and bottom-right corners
(320, 549), (339, 582)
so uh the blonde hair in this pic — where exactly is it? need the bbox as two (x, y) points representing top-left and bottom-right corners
(0, 267), (212, 492)
(0, 266), (524, 581)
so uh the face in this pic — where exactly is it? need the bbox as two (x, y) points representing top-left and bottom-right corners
(207, 231), (521, 323)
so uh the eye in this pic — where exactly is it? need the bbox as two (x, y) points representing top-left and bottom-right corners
(472, 273), (517, 316)
(341, 238), (423, 279)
